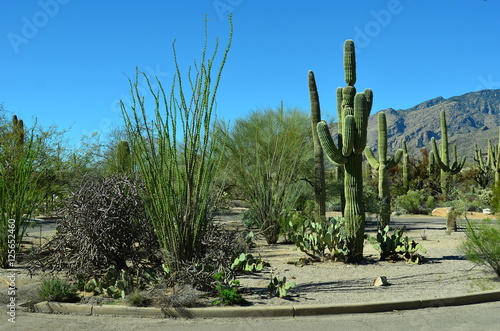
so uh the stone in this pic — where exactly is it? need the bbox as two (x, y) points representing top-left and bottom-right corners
(373, 276), (389, 287)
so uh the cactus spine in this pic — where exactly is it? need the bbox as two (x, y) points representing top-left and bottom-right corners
(308, 71), (326, 218)
(488, 128), (500, 184)
(316, 40), (371, 261)
(431, 110), (466, 198)
(365, 112), (403, 229)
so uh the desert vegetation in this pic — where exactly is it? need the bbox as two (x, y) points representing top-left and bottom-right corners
(2, 18), (500, 310)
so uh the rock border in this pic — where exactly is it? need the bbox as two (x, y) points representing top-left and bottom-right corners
(31, 290), (500, 318)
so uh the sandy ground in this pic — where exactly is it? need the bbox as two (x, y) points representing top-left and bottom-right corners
(233, 212), (500, 306)
(1, 211), (499, 325)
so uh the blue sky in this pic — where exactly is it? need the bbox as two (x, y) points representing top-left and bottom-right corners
(1, 0), (499, 146)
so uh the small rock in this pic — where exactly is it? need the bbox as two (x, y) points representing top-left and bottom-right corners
(373, 276), (389, 287)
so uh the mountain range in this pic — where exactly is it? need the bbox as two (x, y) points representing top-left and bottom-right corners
(364, 89), (500, 162)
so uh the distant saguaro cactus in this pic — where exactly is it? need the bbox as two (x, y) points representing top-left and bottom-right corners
(473, 143), (492, 189)
(365, 112), (403, 229)
(316, 40), (372, 262)
(402, 140), (410, 192)
(431, 110), (466, 198)
(115, 140), (132, 174)
(488, 128), (500, 185)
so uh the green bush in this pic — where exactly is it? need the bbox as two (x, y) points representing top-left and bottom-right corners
(459, 218), (500, 277)
(394, 190), (426, 214)
(38, 278), (79, 302)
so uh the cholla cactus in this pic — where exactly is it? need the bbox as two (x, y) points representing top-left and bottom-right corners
(316, 40), (372, 262)
(365, 112), (403, 229)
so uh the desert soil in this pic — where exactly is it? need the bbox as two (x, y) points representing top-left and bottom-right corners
(1, 211), (499, 312)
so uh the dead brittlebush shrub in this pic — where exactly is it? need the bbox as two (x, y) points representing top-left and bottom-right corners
(30, 174), (159, 278)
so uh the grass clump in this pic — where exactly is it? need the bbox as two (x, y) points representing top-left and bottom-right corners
(38, 278), (79, 302)
(460, 217), (500, 277)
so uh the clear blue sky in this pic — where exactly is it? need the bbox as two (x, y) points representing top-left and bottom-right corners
(1, 0), (499, 146)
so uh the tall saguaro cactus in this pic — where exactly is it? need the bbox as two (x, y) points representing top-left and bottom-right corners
(308, 71), (326, 218)
(316, 40), (372, 262)
(365, 112), (403, 229)
(431, 110), (466, 198)
(488, 128), (500, 185)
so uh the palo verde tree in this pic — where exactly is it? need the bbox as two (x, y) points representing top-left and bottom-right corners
(220, 106), (312, 244)
(431, 110), (466, 199)
(365, 111), (403, 229)
(121, 16), (232, 271)
(316, 40), (372, 262)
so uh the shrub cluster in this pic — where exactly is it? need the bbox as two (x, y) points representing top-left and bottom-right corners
(29, 174), (159, 278)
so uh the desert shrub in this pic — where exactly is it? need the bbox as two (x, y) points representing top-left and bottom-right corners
(38, 278), (79, 302)
(29, 174), (158, 278)
(459, 218), (500, 277)
(165, 222), (248, 291)
(393, 190), (427, 214)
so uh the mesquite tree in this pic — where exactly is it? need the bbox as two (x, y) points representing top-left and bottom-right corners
(316, 40), (372, 262)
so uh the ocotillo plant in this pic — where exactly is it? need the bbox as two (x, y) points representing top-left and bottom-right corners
(308, 71), (326, 218)
(488, 128), (500, 184)
(0, 115), (40, 267)
(365, 112), (403, 229)
(316, 39), (372, 262)
(115, 140), (132, 174)
(402, 140), (410, 192)
(431, 110), (466, 199)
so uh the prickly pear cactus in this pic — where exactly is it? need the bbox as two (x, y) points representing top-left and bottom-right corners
(316, 40), (372, 262)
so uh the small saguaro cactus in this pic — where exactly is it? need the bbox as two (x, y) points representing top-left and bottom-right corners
(402, 140), (410, 192)
(365, 112), (403, 229)
(431, 110), (466, 198)
(488, 128), (500, 185)
(316, 39), (372, 262)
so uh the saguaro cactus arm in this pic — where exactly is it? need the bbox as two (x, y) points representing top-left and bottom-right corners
(317, 121), (348, 165)
(364, 148), (380, 169)
(387, 149), (404, 169)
